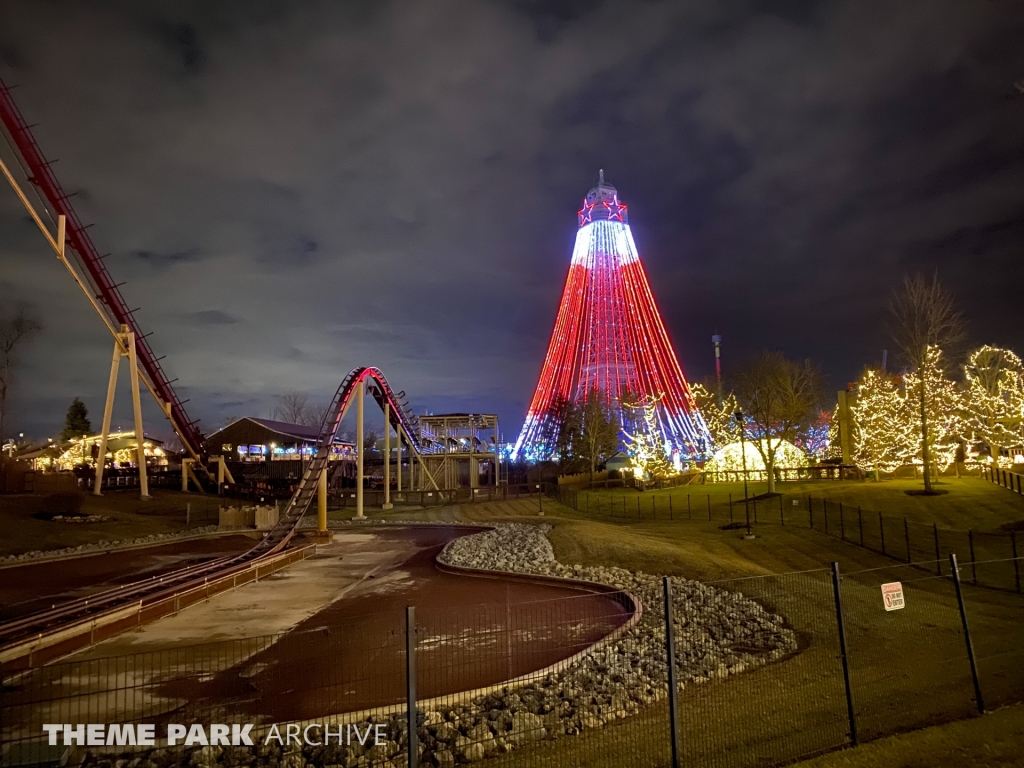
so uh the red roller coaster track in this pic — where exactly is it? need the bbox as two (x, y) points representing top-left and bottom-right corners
(0, 75), (205, 459)
(0, 366), (424, 668)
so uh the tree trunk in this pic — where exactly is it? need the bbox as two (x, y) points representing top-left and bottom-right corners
(919, 377), (932, 492)
(874, 466), (880, 482)
(766, 450), (776, 494)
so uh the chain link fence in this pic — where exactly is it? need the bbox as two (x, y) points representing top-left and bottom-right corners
(2, 556), (1022, 768)
(556, 488), (1023, 595)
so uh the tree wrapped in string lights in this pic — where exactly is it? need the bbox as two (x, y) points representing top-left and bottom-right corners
(851, 368), (914, 478)
(513, 172), (709, 460)
(962, 345), (1024, 466)
(622, 393), (674, 480)
(903, 345), (963, 473)
(690, 382), (741, 449)
(850, 347), (963, 477)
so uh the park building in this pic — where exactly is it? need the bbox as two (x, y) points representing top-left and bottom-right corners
(204, 417), (357, 490)
(204, 417), (354, 463)
(19, 431), (168, 472)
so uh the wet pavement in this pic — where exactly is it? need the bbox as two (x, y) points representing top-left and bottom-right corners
(4, 526), (632, 727)
(170, 525), (632, 720)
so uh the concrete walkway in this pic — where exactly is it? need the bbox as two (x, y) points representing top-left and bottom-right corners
(67, 529), (421, 657)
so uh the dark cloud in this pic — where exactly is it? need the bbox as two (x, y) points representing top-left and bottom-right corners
(151, 21), (207, 74)
(130, 248), (204, 267)
(182, 309), (241, 325)
(0, 0), (1022, 443)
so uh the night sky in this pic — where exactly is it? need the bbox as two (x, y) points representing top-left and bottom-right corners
(1, 0), (1022, 445)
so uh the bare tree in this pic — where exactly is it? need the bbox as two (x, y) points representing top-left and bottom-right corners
(363, 430), (379, 456)
(732, 351), (823, 494)
(273, 391), (320, 427)
(888, 273), (965, 491)
(0, 308), (41, 448)
(579, 387), (620, 482)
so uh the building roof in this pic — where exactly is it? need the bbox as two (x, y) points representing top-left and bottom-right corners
(205, 417), (352, 446)
(248, 418), (322, 441)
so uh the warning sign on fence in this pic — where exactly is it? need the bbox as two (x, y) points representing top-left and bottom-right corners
(881, 582), (905, 611)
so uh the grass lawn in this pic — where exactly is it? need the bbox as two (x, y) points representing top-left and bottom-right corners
(0, 489), (222, 557)
(568, 476), (1024, 531)
(792, 702), (1024, 768)
(351, 486), (1024, 767)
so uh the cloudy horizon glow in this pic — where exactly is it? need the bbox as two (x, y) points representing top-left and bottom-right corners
(2, 0), (1022, 445)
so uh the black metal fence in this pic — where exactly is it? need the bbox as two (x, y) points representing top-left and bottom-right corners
(555, 488), (1023, 595)
(3, 557), (1022, 768)
(982, 465), (1024, 496)
(327, 483), (547, 511)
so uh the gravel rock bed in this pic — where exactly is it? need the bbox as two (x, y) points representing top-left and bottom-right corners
(0, 526), (221, 565)
(77, 523), (797, 768)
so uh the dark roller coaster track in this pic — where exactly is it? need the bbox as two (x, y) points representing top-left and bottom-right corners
(0, 366), (423, 660)
(0, 78), (426, 664)
(0, 74), (207, 462)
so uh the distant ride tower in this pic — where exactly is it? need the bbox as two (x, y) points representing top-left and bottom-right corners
(512, 172), (709, 460)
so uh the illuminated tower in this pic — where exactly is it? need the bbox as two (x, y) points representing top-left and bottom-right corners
(513, 172), (709, 460)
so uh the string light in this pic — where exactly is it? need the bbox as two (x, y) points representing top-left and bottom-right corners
(689, 383), (740, 452)
(850, 345), (964, 475)
(513, 177), (709, 460)
(622, 393), (675, 480)
(963, 345), (1024, 467)
(706, 439), (807, 476)
(850, 369), (912, 476)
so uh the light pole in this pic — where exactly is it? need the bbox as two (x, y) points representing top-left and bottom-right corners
(735, 411), (752, 537)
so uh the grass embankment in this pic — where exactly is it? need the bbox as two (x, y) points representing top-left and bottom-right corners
(353, 482), (1024, 768)
(564, 476), (1024, 531)
(0, 490), (220, 557)
(794, 702), (1024, 768)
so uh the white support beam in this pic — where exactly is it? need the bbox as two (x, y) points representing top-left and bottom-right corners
(383, 402), (392, 509)
(93, 336), (123, 496)
(355, 382), (365, 519)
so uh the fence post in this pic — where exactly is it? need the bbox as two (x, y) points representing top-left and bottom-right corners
(949, 554), (986, 714)
(830, 562), (858, 746)
(1013, 531), (1021, 594)
(406, 605), (419, 768)
(933, 523), (942, 576)
(968, 530), (977, 586)
(904, 518), (911, 563)
(858, 507), (863, 546)
(664, 578), (681, 768)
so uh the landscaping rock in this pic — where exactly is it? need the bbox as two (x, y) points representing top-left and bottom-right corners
(75, 522), (796, 768)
